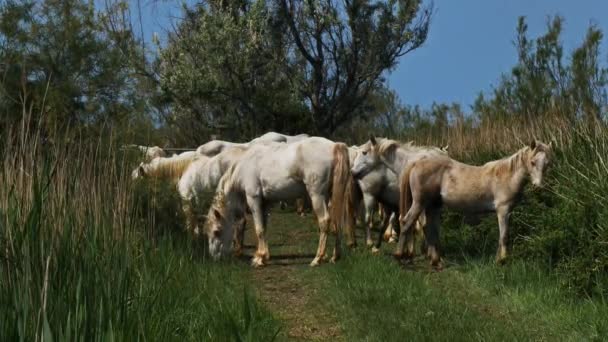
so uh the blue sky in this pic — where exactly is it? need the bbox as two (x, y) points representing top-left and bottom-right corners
(131, 0), (608, 109)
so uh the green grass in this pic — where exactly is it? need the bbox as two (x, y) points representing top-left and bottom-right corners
(0, 139), (280, 341)
(3, 120), (608, 341)
(308, 249), (608, 341)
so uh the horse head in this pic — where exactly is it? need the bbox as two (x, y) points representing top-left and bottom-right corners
(526, 140), (553, 188)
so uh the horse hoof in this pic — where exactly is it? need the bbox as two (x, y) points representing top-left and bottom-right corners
(393, 252), (404, 260)
(388, 237), (397, 244)
(330, 256), (339, 264)
(251, 257), (265, 268)
(310, 259), (321, 267)
(371, 247), (381, 254)
(366, 239), (374, 247)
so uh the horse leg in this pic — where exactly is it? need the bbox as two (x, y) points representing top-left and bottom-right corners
(424, 207), (443, 270)
(386, 213), (398, 243)
(296, 198), (306, 217)
(181, 199), (202, 255)
(246, 195), (269, 267)
(372, 209), (393, 253)
(331, 219), (341, 263)
(496, 206), (510, 264)
(233, 215), (246, 257)
(395, 202), (424, 259)
(406, 210), (426, 258)
(363, 195), (377, 247)
(310, 195), (330, 267)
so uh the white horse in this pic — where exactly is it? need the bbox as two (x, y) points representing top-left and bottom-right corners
(131, 151), (203, 182)
(249, 132), (309, 144)
(196, 132), (309, 157)
(205, 137), (355, 267)
(177, 146), (250, 251)
(123, 144), (167, 162)
(351, 137), (448, 257)
(196, 140), (248, 157)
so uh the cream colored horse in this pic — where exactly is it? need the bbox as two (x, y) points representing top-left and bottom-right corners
(249, 132), (309, 144)
(350, 138), (447, 256)
(196, 140), (248, 157)
(196, 132), (309, 157)
(205, 137), (355, 267)
(397, 140), (552, 269)
(177, 146), (250, 252)
(123, 144), (167, 162)
(131, 151), (203, 182)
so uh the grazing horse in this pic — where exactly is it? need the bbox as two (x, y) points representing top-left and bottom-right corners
(123, 144), (167, 162)
(397, 140), (552, 269)
(205, 137), (355, 267)
(350, 138), (447, 255)
(196, 140), (248, 157)
(177, 146), (250, 252)
(196, 132), (309, 157)
(131, 151), (203, 182)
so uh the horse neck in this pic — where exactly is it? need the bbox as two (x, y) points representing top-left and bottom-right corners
(380, 148), (404, 174)
(214, 172), (245, 217)
(202, 156), (223, 190)
(491, 148), (530, 192)
(147, 158), (191, 180)
(383, 148), (418, 174)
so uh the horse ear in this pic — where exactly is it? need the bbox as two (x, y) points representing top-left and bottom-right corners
(369, 134), (377, 146)
(442, 144), (449, 152)
(213, 208), (223, 220)
(138, 165), (146, 177)
(529, 139), (537, 150)
(549, 141), (553, 149)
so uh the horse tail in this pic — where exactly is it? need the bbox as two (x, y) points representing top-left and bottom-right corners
(330, 143), (354, 241)
(399, 162), (416, 222)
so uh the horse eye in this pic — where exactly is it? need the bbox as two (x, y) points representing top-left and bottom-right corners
(362, 151), (368, 156)
(531, 160), (537, 166)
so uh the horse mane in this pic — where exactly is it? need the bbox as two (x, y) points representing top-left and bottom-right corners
(143, 154), (200, 179)
(377, 138), (447, 156)
(484, 146), (531, 176)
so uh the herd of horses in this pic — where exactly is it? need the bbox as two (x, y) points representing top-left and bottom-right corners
(129, 132), (552, 270)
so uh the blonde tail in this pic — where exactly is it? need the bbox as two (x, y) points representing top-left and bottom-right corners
(330, 143), (354, 241)
(399, 162), (416, 222)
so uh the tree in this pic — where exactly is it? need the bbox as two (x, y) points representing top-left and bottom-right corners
(0, 0), (149, 140)
(278, 0), (432, 134)
(159, 0), (432, 140)
(473, 16), (608, 124)
(159, 0), (310, 144)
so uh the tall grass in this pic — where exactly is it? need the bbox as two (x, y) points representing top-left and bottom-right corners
(0, 118), (279, 340)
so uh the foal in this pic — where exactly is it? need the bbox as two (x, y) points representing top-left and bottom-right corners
(396, 140), (552, 268)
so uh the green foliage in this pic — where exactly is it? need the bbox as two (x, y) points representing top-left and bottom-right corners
(0, 129), (279, 340)
(473, 16), (608, 123)
(159, 0), (432, 140)
(0, 0), (154, 143)
(160, 0), (311, 144)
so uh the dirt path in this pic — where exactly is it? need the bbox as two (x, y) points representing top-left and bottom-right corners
(243, 212), (343, 341)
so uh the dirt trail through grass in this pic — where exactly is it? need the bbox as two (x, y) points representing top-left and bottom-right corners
(243, 212), (343, 341)
(240, 210), (608, 341)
